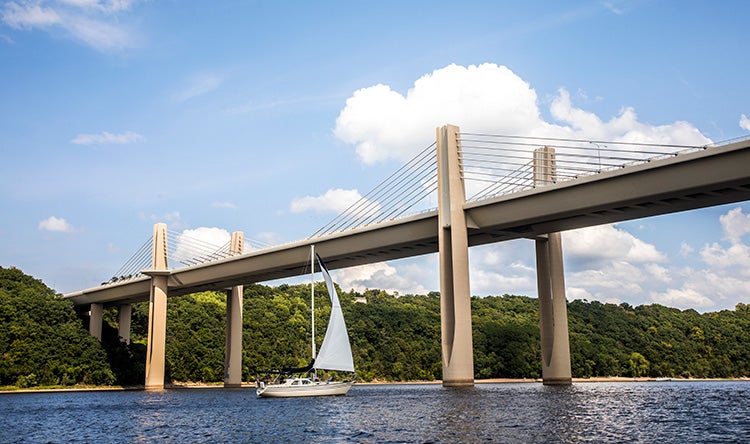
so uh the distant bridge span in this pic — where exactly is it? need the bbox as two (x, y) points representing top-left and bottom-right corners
(65, 136), (750, 305)
(62, 127), (750, 389)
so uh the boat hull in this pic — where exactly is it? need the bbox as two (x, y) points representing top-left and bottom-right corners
(256, 380), (354, 398)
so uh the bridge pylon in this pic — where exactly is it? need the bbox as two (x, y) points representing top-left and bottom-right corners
(533, 147), (572, 385)
(437, 124), (474, 387)
(224, 231), (244, 388)
(143, 222), (169, 390)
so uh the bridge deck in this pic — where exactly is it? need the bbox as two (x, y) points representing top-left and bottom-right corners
(63, 138), (750, 306)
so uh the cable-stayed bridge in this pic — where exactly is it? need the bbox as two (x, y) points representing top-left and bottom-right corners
(62, 125), (750, 389)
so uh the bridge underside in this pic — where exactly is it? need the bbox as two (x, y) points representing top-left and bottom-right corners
(64, 138), (750, 307)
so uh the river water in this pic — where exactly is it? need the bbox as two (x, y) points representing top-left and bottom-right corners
(1, 381), (748, 443)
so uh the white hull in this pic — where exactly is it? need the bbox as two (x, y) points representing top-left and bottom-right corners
(256, 380), (354, 398)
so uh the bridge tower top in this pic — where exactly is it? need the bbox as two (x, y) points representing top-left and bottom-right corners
(151, 223), (168, 271)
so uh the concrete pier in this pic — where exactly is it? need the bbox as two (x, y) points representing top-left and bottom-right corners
(533, 147), (572, 385)
(224, 231), (244, 388)
(144, 223), (169, 390)
(118, 304), (132, 344)
(437, 124), (474, 387)
(89, 303), (103, 341)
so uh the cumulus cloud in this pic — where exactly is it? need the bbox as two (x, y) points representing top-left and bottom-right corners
(740, 114), (750, 131)
(290, 188), (371, 214)
(334, 63), (711, 165)
(468, 241), (537, 296)
(328, 63), (749, 311)
(719, 207), (750, 244)
(680, 242), (695, 257)
(39, 216), (75, 232)
(563, 224), (666, 264)
(333, 259), (434, 295)
(645, 206), (750, 310)
(70, 131), (143, 145)
(1, 0), (138, 51)
(551, 89), (710, 145)
(172, 227), (231, 264)
(701, 242), (750, 275)
(650, 287), (715, 309)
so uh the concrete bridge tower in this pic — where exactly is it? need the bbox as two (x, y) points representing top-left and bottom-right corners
(224, 231), (244, 388)
(533, 146), (572, 385)
(143, 222), (169, 390)
(437, 124), (474, 387)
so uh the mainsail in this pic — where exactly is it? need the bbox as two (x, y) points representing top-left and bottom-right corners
(312, 254), (355, 373)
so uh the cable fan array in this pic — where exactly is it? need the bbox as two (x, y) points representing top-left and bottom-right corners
(310, 142), (438, 238)
(104, 131), (714, 286)
(103, 229), (270, 285)
(459, 133), (707, 202)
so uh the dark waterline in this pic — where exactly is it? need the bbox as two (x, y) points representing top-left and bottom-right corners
(1, 381), (748, 443)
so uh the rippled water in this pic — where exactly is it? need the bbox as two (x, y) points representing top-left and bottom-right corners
(1, 381), (748, 443)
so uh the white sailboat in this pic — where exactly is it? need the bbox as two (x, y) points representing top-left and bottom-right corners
(256, 247), (355, 398)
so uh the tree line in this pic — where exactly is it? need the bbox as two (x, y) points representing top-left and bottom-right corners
(1, 266), (749, 388)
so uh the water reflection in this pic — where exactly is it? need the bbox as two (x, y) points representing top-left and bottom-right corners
(0, 381), (748, 443)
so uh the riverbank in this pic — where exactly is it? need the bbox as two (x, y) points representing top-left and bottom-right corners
(4, 376), (747, 393)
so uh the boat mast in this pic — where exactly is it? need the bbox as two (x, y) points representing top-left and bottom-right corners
(311, 244), (316, 361)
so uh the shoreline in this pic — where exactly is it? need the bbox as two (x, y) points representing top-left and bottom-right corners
(2, 376), (748, 393)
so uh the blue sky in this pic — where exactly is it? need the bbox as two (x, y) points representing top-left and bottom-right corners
(1, 0), (749, 311)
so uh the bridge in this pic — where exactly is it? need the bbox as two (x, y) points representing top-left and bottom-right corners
(63, 125), (750, 389)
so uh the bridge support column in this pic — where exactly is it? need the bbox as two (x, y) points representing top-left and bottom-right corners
(143, 223), (169, 390)
(89, 303), (103, 341)
(118, 304), (132, 344)
(225, 231), (244, 388)
(534, 147), (572, 385)
(437, 124), (474, 387)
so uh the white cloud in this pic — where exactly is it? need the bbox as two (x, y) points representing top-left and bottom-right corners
(174, 74), (223, 103)
(290, 188), (371, 214)
(1, 0), (138, 51)
(563, 224), (666, 264)
(333, 260), (433, 295)
(211, 201), (238, 209)
(647, 206), (750, 309)
(679, 242), (694, 257)
(551, 89), (710, 145)
(468, 241), (537, 296)
(39, 216), (75, 232)
(329, 64), (750, 312)
(719, 207), (750, 244)
(2, 2), (61, 28)
(70, 130), (143, 145)
(172, 227), (231, 264)
(740, 114), (750, 131)
(334, 63), (711, 165)
(700, 242), (750, 275)
(650, 287), (715, 309)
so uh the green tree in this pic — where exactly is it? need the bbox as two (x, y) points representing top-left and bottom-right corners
(629, 352), (649, 377)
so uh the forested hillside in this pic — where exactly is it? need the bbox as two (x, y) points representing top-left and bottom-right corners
(0, 267), (116, 387)
(1, 266), (749, 388)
